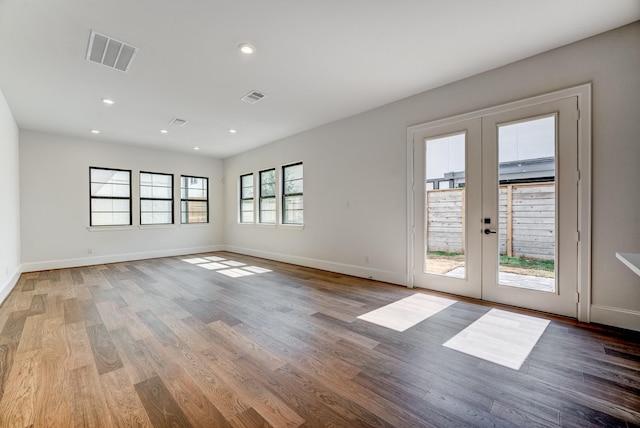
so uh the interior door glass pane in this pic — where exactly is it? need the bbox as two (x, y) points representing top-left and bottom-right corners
(424, 132), (466, 278)
(497, 115), (556, 292)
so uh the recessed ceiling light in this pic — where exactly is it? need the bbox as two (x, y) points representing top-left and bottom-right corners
(90, 129), (100, 134)
(160, 129), (168, 134)
(193, 147), (200, 151)
(229, 129), (237, 134)
(101, 98), (115, 105)
(238, 43), (255, 54)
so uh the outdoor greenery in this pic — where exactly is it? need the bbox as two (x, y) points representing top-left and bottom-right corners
(427, 251), (555, 273)
(427, 250), (464, 257)
(499, 255), (554, 272)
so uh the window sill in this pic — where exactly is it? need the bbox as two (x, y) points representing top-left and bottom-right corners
(179, 223), (211, 228)
(279, 223), (305, 230)
(239, 223), (304, 230)
(255, 223), (277, 229)
(87, 226), (134, 232)
(138, 224), (176, 230)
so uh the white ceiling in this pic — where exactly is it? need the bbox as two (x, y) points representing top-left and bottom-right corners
(1, 1), (639, 158)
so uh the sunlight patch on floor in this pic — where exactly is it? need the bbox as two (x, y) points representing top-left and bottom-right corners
(181, 256), (272, 277)
(443, 308), (549, 370)
(357, 293), (457, 332)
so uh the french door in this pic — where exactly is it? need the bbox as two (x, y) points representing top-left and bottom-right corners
(411, 97), (579, 318)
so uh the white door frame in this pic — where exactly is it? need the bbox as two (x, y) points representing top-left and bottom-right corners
(406, 83), (592, 322)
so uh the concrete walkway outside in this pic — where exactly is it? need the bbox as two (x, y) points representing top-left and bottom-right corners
(445, 267), (555, 292)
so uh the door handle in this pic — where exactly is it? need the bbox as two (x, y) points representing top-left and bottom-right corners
(483, 228), (497, 235)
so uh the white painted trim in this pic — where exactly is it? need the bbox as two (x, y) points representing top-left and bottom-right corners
(590, 305), (640, 332)
(406, 127), (415, 288)
(576, 83), (592, 323)
(224, 245), (407, 286)
(21, 245), (225, 272)
(406, 83), (592, 321)
(0, 265), (22, 307)
(87, 226), (135, 232)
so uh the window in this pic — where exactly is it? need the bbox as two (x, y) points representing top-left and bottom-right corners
(240, 173), (254, 223)
(259, 169), (276, 223)
(140, 172), (173, 225)
(282, 162), (303, 224)
(181, 175), (208, 224)
(90, 167), (131, 226)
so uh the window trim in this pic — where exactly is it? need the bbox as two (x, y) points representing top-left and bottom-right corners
(282, 162), (303, 225)
(140, 171), (174, 225)
(180, 175), (209, 224)
(89, 166), (132, 227)
(239, 173), (255, 224)
(259, 168), (277, 224)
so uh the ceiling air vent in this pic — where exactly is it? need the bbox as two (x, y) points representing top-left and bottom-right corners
(86, 30), (138, 72)
(241, 90), (266, 104)
(169, 118), (189, 127)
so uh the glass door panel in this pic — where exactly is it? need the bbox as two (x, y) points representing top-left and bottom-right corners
(425, 132), (466, 278)
(497, 115), (556, 292)
(412, 119), (482, 299)
(481, 98), (578, 318)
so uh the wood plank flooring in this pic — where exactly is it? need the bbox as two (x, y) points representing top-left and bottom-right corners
(0, 251), (639, 427)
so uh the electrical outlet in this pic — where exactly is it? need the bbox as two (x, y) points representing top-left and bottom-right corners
(365, 255), (370, 264)
(87, 248), (93, 254)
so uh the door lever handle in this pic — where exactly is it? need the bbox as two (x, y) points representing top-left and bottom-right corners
(483, 228), (497, 235)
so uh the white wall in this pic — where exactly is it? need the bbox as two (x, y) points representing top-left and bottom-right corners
(0, 89), (21, 303)
(20, 131), (224, 271)
(224, 22), (640, 330)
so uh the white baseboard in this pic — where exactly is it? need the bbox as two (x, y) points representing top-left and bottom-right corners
(0, 265), (22, 306)
(223, 245), (407, 286)
(590, 304), (640, 332)
(21, 245), (225, 273)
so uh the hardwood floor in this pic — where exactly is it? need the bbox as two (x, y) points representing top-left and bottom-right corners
(0, 251), (639, 427)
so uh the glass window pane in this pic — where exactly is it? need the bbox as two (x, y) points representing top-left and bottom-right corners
(91, 183), (130, 197)
(241, 174), (254, 200)
(283, 195), (303, 224)
(284, 164), (303, 181)
(497, 115), (556, 292)
(260, 196), (276, 223)
(260, 210), (276, 224)
(425, 133), (466, 278)
(181, 200), (208, 223)
(152, 213), (172, 224)
(242, 187), (254, 199)
(92, 198), (129, 212)
(153, 174), (172, 186)
(284, 178), (303, 195)
(91, 169), (129, 185)
(260, 170), (276, 197)
(152, 200), (171, 212)
(140, 173), (152, 186)
(140, 185), (153, 198)
(241, 200), (254, 212)
(151, 186), (172, 199)
(92, 212), (129, 226)
(284, 210), (303, 225)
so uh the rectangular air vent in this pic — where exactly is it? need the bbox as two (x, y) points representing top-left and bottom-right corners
(86, 30), (138, 72)
(241, 90), (266, 104)
(169, 118), (189, 127)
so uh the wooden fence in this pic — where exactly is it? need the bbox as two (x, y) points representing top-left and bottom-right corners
(426, 182), (555, 260)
